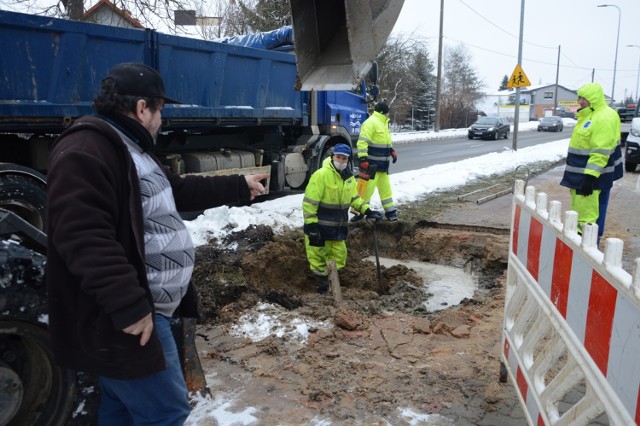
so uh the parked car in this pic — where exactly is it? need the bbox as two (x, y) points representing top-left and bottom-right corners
(537, 116), (563, 132)
(559, 111), (577, 119)
(624, 117), (640, 172)
(467, 117), (510, 140)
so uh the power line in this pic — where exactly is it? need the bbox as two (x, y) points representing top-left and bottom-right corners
(456, 0), (557, 50)
(445, 36), (635, 74)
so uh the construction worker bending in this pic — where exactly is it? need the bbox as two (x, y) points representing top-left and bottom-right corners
(559, 82), (623, 244)
(303, 143), (383, 293)
(352, 100), (398, 222)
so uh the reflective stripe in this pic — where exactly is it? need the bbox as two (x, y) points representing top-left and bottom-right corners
(381, 197), (394, 206)
(568, 147), (616, 156)
(303, 196), (319, 206)
(566, 161), (621, 175)
(585, 162), (605, 173)
(318, 201), (348, 210)
(368, 142), (390, 149)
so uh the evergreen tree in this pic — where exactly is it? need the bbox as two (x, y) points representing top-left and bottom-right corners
(410, 50), (436, 130)
(238, 0), (291, 32)
(499, 75), (509, 91)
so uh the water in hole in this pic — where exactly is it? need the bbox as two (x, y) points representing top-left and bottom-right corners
(365, 256), (477, 312)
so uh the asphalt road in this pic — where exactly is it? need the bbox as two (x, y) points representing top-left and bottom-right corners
(390, 128), (573, 173)
(390, 128), (570, 173)
(251, 127), (570, 204)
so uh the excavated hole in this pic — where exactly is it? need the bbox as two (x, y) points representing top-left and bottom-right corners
(192, 221), (510, 325)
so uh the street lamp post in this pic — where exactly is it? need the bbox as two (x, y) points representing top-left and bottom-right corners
(627, 45), (640, 102)
(597, 4), (621, 105)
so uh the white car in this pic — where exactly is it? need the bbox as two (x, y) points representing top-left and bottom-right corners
(624, 117), (640, 172)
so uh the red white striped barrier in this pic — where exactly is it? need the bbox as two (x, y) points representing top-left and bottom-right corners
(503, 180), (640, 425)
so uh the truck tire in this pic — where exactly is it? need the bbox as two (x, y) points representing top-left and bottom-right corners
(0, 321), (75, 426)
(0, 165), (47, 231)
(0, 240), (79, 425)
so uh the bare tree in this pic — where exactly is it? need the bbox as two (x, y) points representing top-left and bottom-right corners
(3, 0), (218, 34)
(375, 33), (436, 129)
(440, 45), (484, 129)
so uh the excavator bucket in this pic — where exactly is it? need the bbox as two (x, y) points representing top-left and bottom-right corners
(289, 0), (405, 91)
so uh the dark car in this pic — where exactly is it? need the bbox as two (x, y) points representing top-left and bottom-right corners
(468, 117), (510, 140)
(537, 116), (563, 132)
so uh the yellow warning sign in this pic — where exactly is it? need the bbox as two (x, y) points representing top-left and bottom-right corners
(507, 64), (531, 88)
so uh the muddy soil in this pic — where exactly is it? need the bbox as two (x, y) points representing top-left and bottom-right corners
(186, 165), (570, 425)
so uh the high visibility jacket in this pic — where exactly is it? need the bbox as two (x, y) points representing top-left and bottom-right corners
(356, 111), (393, 173)
(303, 157), (368, 241)
(560, 82), (623, 190)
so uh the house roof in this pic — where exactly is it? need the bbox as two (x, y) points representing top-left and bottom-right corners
(520, 83), (577, 94)
(485, 84), (580, 97)
(82, 0), (144, 29)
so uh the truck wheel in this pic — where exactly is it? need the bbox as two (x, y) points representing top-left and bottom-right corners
(0, 238), (98, 425)
(0, 165), (47, 231)
(0, 321), (75, 425)
(625, 161), (637, 172)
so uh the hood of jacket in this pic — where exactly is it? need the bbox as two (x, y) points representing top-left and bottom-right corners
(577, 83), (607, 111)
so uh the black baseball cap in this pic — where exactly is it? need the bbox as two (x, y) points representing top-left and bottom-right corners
(105, 62), (180, 104)
(374, 100), (389, 114)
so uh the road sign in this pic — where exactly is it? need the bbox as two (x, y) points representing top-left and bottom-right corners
(507, 64), (531, 88)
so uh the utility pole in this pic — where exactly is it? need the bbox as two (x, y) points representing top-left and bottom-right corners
(512, 0), (525, 151)
(434, 0), (444, 132)
(553, 45), (560, 115)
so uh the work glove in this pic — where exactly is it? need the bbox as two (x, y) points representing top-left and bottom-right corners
(576, 174), (596, 196)
(364, 208), (383, 222)
(305, 223), (324, 247)
(359, 158), (369, 171)
(390, 148), (398, 164)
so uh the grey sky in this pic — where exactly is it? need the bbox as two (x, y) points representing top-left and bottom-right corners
(392, 0), (640, 102)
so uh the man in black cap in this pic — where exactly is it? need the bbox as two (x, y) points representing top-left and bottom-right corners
(352, 100), (399, 221)
(46, 62), (268, 424)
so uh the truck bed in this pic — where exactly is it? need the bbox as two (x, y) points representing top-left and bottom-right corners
(0, 11), (305, 133)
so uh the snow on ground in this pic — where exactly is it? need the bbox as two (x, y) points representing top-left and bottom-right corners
(184, 120), (573, 425)
(185, 120), (573, 247)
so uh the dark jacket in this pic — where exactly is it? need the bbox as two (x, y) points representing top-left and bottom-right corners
(46, 115), (251, 379)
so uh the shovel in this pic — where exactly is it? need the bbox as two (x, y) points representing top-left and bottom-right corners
(366, 217), (384, 294)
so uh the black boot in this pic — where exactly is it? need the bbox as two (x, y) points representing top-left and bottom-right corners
(314, 275), (329, 294)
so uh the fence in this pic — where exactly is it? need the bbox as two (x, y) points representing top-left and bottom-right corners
(502, 180), (640, 425)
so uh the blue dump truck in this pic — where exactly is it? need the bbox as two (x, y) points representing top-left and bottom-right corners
(0, 1), (404, 424)
(0, 10), (375, 230)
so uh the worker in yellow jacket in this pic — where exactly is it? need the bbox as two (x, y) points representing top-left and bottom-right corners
(352, 100), (398, 222)
(560, 82), (623, 243)
(303, 143), (382, 293)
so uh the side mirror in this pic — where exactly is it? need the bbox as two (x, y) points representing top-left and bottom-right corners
(369, 85), (379, 99)
(369, 62), (378, 85)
